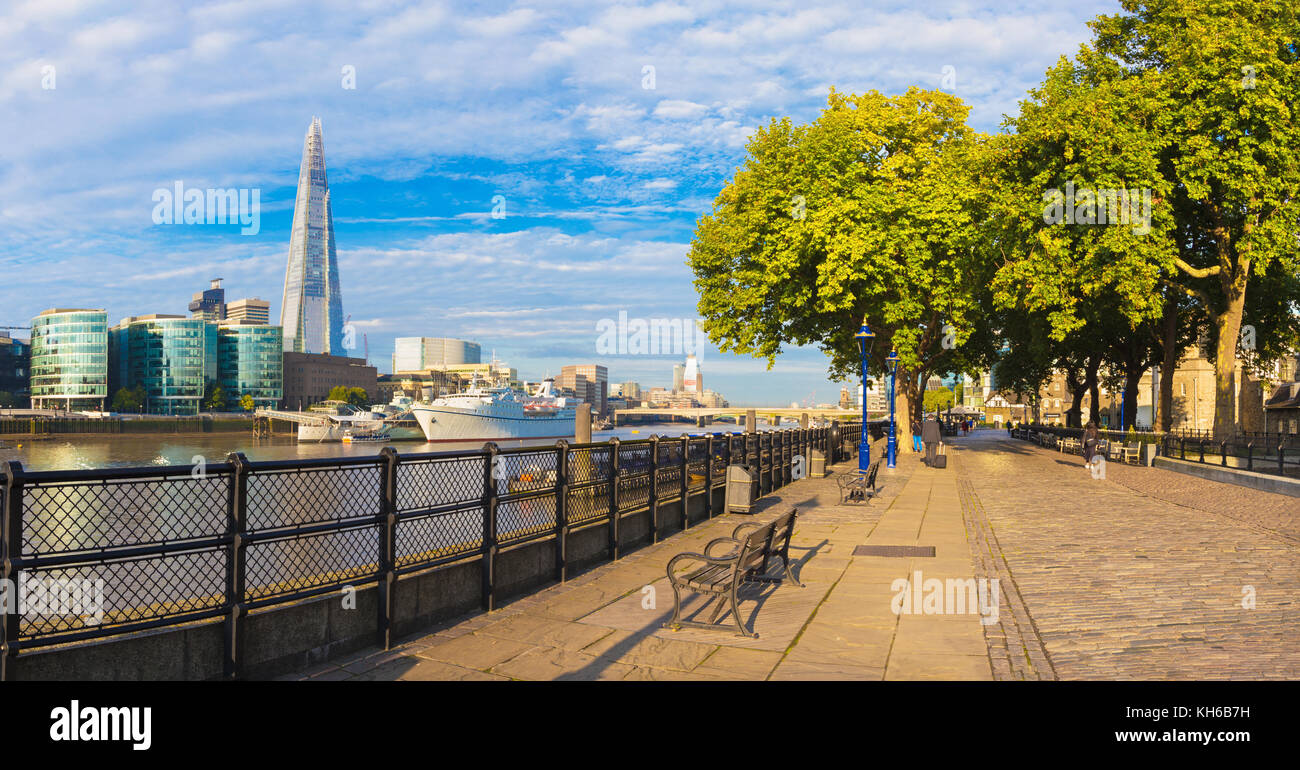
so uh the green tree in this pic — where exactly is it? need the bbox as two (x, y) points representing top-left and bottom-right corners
(1085, 0), (1300, 435)
(239, 394), (255, 412)
(687, 88), (1000, 425)
(923, 387), (954, 414)
(111, 384), (147, 413)
(203, 380), (226, 412)
(328, 385), (369, 407)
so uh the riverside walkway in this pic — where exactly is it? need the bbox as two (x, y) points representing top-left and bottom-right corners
(288, 431), (1300, 681)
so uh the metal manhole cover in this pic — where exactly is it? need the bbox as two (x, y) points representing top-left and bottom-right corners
(852, 545), (936, 557)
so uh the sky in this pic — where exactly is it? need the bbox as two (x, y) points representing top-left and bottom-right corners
(0, 0), (1122, 406)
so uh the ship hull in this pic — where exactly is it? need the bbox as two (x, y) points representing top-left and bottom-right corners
(411, 405), (575, 442)
(298, 423), (424, 442)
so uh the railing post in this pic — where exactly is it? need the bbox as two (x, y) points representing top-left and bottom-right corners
(1278, 442), (1285, 476)
(377, 446), (399, 650)
(648, 435), (660, 544)
(1247, 442), (1254, 473)
(608, 438), (620, 560)
(704, 434), (714, 519)
(1180, 438), (1186, 461)
(1221, 440), (1228, 467)
(1199, 439), (1205, 463)
(554, 440), (568, 582)
(679, 435), (690, 530)
(223, 452), (250, 680)
(481, 443), (499, 611)
(1, 461), (26, 682)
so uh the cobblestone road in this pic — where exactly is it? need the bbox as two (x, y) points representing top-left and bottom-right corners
(952, 432), (1300, 680)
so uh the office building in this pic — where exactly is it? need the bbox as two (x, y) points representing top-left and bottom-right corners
(392, 337), (481, 373)
(188, 278), (226, 321)
(109, 315), (218, 415)
(30, 309), (109, 411)
(217, 321), (283, 409)
(0, 332), (31, 406)
(281, 117), (346, 355)
(282, 351), (376, 410)
(683, 354), (702, 393)
(225, 298), (270, 325)
(672, 365), (684, 393)
(560, 364), (608, 415)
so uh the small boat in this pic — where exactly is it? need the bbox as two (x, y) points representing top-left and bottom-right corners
(342, 429), (391, 444)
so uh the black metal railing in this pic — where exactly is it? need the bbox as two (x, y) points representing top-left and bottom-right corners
(0, 422), (859, 679)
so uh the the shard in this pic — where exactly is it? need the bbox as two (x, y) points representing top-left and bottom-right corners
(280, 117), (345, 355)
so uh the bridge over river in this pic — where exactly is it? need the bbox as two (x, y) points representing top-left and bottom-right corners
(612, 406), (890, 427)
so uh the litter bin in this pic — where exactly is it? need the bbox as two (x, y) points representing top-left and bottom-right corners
(810, 449), (827, 478)
(725, 464), (758, 513)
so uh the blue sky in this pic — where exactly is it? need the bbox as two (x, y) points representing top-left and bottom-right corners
(0, 0), (1120, 406)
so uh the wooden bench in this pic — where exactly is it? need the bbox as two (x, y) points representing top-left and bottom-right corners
(836, 462), (880, 504)
(664, 508), (802, 638)
(1121, 442), (1141, 464)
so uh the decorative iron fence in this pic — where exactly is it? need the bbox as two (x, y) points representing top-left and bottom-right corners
(0, 423), (862, 679)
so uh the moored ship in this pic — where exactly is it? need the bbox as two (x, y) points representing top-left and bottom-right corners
(410, 380), (576, 442)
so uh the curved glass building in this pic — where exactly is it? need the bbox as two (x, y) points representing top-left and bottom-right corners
(217, 321), (284, 408)
(280, 117), (345, 355)
(30, 309), (109, 411)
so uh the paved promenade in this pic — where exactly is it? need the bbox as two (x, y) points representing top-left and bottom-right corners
(287, 430), (1299, 681)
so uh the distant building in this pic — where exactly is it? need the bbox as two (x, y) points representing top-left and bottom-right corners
(280, 117), (346, 355)
(188, 278), (226, 322)
(30, 308), (109, 411)
(0, 332), (31, 406)
(217, 321), (283, 409)
(392, 337), (481, 372)
(281, 351), (376, 410)
(225, 298), (270, 325)
(672, 364), (685, 393)
(683, 354), (702, 393)
(110, 315), (218, 415)
(560, 364), (608, 416)
(616, 381), (642, 399)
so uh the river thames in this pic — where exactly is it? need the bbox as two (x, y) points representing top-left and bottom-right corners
(0, 423), (744, 471)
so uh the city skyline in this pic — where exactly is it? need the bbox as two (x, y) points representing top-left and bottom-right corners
(0, 0), (1122, 405)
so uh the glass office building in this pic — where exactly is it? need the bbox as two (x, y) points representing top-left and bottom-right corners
(281, 117), (346, 355)
(217, 322), (283, 408)
(109, 315), (217, 415)
(30, 309), (109, 411)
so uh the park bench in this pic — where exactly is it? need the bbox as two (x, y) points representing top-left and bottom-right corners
(1121, 442), (1141, 464)
(664, 508), (803, 638)
(1059, 437), (1081, 454)
(836, 462), (880, 504)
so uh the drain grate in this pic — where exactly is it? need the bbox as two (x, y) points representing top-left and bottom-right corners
(852, 545), (936, 557)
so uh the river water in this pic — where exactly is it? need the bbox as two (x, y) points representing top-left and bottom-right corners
(0, 424), (741, 472)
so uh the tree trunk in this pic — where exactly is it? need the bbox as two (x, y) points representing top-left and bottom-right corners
(1158, 307), (1179, 432)
(1212, 279), (1248, 438)
(1123, 369), (1142, 430)
(1084, 355), (1102, 425)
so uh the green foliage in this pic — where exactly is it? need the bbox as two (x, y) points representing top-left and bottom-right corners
(923, 387), (954, 414)
(239, 394), (255, 412)
(328, 386), (370, 407)
(111, 385), (147, 413)
(202, 380), (226, 412)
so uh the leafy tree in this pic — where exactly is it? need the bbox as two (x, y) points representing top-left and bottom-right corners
(328, 385), (370, 407)
(111, 384), (147, 413)
(203, 380), (226, 412)
(239, 394), (255, 412)
(923, 387), (954, 414)
(688, 87), (1000, 425)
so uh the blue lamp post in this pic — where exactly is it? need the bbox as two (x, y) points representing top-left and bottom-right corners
(886, 349), (899, 468)
(854, 317), (875, 473)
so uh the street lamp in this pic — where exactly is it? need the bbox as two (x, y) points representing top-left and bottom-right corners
(885, 349), (899, 468)
(854, 317), (875, 473)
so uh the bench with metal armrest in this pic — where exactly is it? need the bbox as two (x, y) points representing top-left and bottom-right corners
(663, 508), (802, 638)
(836, 462), (880, 504)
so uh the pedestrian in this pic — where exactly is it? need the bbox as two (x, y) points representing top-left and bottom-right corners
(1083, 420), (1100, 466)
(922, 414), (942, 466)
(911, 419), (922, 453)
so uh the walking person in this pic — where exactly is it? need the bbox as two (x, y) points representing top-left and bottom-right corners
(911, 418), (922, 453)
(922, 414), (942, 466)
(1083, 420), (1100, 466)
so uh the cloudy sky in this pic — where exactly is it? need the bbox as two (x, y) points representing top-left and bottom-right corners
(0, 0), (1120, 405)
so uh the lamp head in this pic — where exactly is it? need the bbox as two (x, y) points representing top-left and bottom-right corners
(854, 316), (875, 357)
(885, 349), (898, 374)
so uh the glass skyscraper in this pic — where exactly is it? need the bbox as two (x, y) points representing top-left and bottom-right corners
(30, 309), (109, 411)
(217, 322), (284, 408)
(109, 315), (217, 415)
(280, 117), (345, 356)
